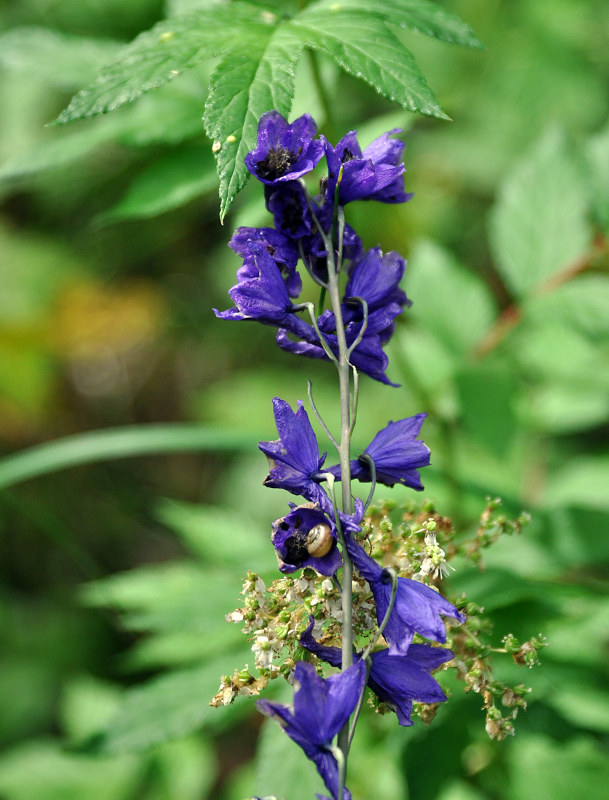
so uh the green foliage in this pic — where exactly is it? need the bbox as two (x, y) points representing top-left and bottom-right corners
(489, 127), (591, 298)
(98, 144), (218, 222)
(507, 735), (609, 800)
(0, 424), (258, 489)
(86, 658), (246, 754)
(51, 0), (480, 217)
(0, 27), (121, 90)
(202, 22), (303, 219)
(1, 1), (608, 799)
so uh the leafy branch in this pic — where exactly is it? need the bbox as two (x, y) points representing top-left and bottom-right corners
(51, 0), (480, 218)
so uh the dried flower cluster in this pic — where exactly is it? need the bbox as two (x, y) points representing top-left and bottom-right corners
(213, 497), (546, 742)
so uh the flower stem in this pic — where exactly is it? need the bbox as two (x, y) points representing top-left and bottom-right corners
(323, 219), (356, 765)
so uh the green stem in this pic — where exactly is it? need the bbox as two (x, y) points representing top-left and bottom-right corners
(322, 224), (355, 765)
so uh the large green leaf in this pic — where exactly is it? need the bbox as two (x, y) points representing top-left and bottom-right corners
(292, 7), (448, 120)
(54, 4), (271, 124)
(203, 23), (303, 220)
(488, 127), (591, 298)
(311, 0), (481, 48)
(0, 27), (121, 91)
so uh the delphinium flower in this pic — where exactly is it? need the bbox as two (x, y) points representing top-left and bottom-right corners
(258, 397), (333, 512)
(257, 659), (367, 800)
(213, 108), (470, 800)
(327, 414), (431, 491)
(345, 533), (466, 656)
(244, 111), (324, 184)
(300, 617), (453, 727)
(322, 128), (413, 206)
(229, 226), (301, 297)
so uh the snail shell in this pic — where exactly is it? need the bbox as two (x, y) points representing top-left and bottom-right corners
(306, 523), (333, 557)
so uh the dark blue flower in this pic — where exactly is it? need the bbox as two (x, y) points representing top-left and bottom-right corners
(300, 617), (453, 726)
(229, 227), (301, 298)
(298, 220), (364, 285)
(275, 325), (398, 387)
(323, 128), (413, 205)
(266, 181), (314, 240)
(259, 398), (332, 512)
(213, 244), (311, 338)
(345, 535), (465, 656)
(327, 414), (431, 490)
(344, 247), (409, 340)
(318, 248), (410, 344)
(272, 503), (342, 576)
(257, 659), (366, 800)
(245, 111), (324, 185)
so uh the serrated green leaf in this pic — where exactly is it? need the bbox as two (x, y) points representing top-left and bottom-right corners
(54, 4), (272, 125)
(0, 27), (121, 91)
(407, 240), (496, 355)
(489, 127), (591, 298)
(204, 23), (303, 220)
(291, 7), (448, 120)
(99, 144), (217, 223)
(90, 655), (248, 754)
(311, 0), (481, 48)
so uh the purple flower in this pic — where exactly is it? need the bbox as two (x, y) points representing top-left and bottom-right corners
(229, 227), (301, 298)
(299, 220), (364, 284)
(275, 326), (398, 387)
(323, 129), (413, 205)
(300, 618), (453, 727)
(213, 244), (311, 338)
(272, 503), (342, 576)
(245, 111), (324, 185)
(318, 248), (410, 344)
(345, 535), (465, 656)
(266, 181), (314, 239)
(259, 398), (332, 513)
(328, 415), (431, 490)
(257, 660), (366, 800)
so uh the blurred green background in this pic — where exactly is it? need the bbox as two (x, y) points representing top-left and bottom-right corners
(0, 1), (608, 798)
